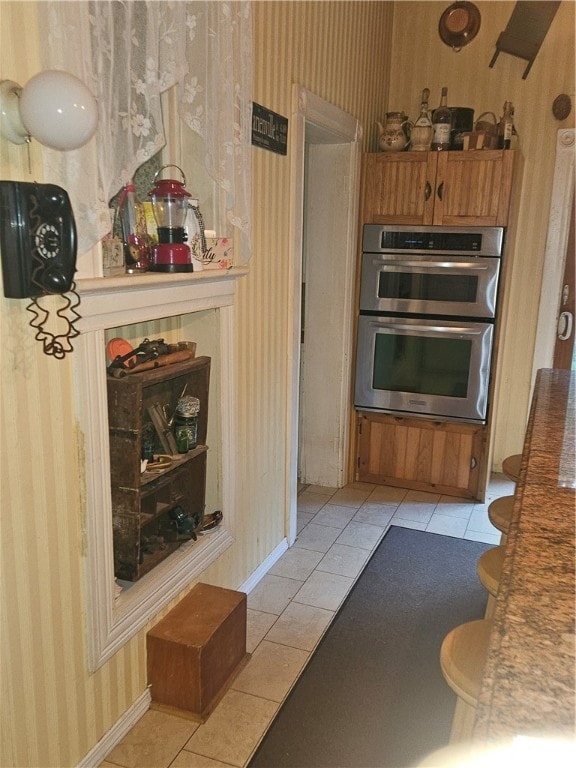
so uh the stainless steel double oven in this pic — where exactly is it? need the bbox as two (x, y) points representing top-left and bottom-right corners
(355, 224), (504, 423)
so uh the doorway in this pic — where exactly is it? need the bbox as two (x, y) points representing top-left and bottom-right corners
(299, 141), (355, 486)
(533, 129), (575, 377)
(287, 86), (361, 544)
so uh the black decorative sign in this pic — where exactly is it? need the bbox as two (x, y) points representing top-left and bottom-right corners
(251, 102), (288, 155)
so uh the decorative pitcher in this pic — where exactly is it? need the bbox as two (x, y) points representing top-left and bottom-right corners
(377, 112), (413, 152)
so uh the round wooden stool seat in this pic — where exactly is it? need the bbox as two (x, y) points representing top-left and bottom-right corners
(502, 453), (521, 482)
(477, 545), (506, 596)
(488, 495), (514, 535)
(440, 619), (492, 707)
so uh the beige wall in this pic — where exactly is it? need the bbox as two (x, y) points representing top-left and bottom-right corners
(387, 1), (575, 464)
(0, 3), (392, 765)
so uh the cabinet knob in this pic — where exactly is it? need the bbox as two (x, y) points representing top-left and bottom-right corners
(425, 181), (432, 201)
(437, 181), (444, 200)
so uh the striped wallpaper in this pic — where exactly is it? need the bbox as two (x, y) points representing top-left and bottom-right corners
(1, 2), (393, 765)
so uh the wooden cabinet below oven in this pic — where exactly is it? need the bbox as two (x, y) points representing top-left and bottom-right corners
(360, 150), (516, 227)
(355, 411), (488, 501)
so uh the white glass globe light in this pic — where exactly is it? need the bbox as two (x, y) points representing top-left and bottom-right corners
(19, 70), (98, 151)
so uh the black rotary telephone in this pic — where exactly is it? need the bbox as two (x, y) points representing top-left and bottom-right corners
(0, 181), (80, 358)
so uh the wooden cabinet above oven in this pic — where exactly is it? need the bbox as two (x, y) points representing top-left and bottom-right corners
(360, 150), (516, 227)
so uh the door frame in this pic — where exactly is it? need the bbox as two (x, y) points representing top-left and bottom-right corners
(286, 85), (362, 544)
(532, 128), (575, 378)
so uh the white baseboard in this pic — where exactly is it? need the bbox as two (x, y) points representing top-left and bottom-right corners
(239, 538), (289, 594)
(76, 538), (288, 766)
(76, 686), (151, 768)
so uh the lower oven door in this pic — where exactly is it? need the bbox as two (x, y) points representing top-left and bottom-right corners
(354, 315), (494, 422)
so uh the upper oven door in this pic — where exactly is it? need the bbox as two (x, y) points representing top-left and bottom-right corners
(359, 252), (501, 319)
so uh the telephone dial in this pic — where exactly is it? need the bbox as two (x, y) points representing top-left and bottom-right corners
(0, 181), (80, 358)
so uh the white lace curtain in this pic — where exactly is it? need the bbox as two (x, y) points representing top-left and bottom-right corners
(37, 1), (252, 262)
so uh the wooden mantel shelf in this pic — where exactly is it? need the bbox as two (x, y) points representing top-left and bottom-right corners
(76, 267), (249, 332)
(77, 266), (249, 295)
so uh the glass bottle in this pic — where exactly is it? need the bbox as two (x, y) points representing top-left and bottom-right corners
(174, 396), (200, 453)
(117, 182), (151, 273)
(499, 101), (514, 149)
(431, 87), (451, 151)
(411, 88), (433, 151)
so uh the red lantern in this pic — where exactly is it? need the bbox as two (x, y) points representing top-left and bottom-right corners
(148, 165), (193, 272)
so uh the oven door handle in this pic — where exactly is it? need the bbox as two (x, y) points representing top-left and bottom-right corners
(372, 259), (495, 272)
(367, 320), (487, 336)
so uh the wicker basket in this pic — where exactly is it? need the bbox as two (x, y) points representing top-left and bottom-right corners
(462, 112), (499, 150)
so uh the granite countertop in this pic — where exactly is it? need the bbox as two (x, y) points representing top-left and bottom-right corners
(474, 369), (575, 741)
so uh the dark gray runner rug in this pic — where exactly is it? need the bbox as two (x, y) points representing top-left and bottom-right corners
(249, 526), (490, 768)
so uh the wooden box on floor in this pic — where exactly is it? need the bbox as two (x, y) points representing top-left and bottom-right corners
(147, 583), (249, 720)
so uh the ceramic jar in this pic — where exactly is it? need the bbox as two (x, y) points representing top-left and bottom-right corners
(376, 112), (413, 152)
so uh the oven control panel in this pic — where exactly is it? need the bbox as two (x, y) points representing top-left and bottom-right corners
(363, 225), (504, 258)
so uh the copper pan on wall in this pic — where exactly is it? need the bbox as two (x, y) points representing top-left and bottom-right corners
(439, 2), (481, 52)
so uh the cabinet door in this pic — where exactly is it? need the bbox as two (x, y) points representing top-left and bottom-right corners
(360, 152), (438, 225)
(433, 150), (515, 226)
(356, 412), (486, 500)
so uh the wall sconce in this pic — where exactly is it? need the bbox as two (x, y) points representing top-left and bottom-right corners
(0, 70), (98, 151)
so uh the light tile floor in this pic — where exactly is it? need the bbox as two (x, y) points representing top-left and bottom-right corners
(101, 474), (513, 768)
